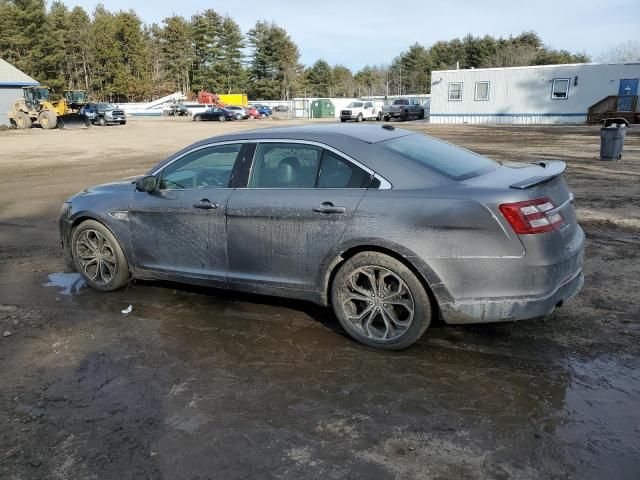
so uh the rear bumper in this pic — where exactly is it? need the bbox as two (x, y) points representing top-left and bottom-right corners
(439, 226), (585, 324)
(441, 268), (584, 324)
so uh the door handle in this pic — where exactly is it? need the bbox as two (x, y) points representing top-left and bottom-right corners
(312, 202), (346, 214)
(193, 199), (219, 210)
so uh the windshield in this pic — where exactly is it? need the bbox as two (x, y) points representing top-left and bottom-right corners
(96, 103), (115, 109)
(381, 134), (499, 181)
(67, 91), (86, 102)
(33, 88), (50, 101)
(393, 99), (408, 105)
(347, 102), (364, 108)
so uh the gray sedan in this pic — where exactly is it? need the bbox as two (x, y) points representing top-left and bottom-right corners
(59, 124), (584, 349)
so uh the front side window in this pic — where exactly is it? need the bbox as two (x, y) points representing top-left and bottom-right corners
(474, 81), (490, 101)
(381, 134), (498, 181)
(318, 150), (370, 188)
(364, 102), (373, 109)
(347, 102), (364, 108)
(393, 99), (409, 105)
(159, 144), (242, 190)
(448, 82), (463, 101)
(551, 78), (570, 99)
(249, 143), (322, 188)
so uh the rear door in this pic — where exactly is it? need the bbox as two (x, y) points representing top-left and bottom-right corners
(129, 143), (244, 283)
(226, 141), (373, 292)
(618, 79), (638, 111)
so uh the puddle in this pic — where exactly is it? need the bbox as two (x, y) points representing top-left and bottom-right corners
(44, 272), (86, 295)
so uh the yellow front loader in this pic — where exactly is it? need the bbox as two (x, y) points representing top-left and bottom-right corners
(8, 86), (90, 129)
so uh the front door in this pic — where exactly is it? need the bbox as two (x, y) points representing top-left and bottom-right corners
(129, 143), (243, 283)
(226, 142), (372, 293)
(618, 79), (638, 111)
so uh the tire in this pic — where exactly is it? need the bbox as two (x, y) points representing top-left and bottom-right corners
(260, 113), (266, 118)
(419, 109), (425, 120)
(15, 112), (32, 129)
(39, 110), (57, 129)
(97, 116), (107, 127)
(340, 118), (347, 123)
(219, 115), (226, 122)
(401, 110), (409, 121)
(384, 116), (390, 122)
(194, 115), (201, 121)
(249, 115), (255, 119)
(120, 120), (126, 125)
(331, 252), (431, 350)
(71, 220), (129, 292)
(376, 112), (382, 121)
(356, 113), (363, 122)
(236, 114), (243, 120)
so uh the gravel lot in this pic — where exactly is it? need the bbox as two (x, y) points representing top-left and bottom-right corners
(1, 118), (639, 479)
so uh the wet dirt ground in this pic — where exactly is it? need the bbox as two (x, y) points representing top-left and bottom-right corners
(1, 118), (639, 479)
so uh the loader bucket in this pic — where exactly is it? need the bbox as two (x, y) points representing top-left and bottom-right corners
(57, 113), (91, 129)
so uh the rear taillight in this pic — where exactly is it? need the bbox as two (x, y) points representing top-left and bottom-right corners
(499, 197), (564, 234)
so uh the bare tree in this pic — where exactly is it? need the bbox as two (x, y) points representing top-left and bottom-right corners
(598, 40), (640, 63)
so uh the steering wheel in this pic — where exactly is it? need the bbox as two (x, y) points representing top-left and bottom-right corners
(195, 169), (224, 188)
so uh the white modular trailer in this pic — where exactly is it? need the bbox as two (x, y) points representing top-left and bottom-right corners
(429, 63), (640, 124)
(0, 58), (39, 126)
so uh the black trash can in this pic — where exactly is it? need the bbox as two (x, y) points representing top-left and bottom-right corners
(600, 118), (629, 161)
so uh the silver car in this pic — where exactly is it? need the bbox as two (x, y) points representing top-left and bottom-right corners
(59, 124), (584, 349)
(225, 106), (247, 120)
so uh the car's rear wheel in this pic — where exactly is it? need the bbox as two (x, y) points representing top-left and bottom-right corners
(71, 220), (129, 291)
(401, 110), (409, 121)
(194, 115), (201, 121)
(356, 113), (363, 122)
(98, 116), (107, 126)
(219, 115), (226, 122)
(331, 252), (431, 350)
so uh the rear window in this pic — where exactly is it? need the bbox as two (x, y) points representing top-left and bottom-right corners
(381, 134), (499, 181)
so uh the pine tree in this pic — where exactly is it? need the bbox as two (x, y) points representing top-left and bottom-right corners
(159, 15), (193, 94)
(190, 9), (222, 92)
(218, 16), (245, 94)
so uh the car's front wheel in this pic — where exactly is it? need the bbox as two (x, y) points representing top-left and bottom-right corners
(219, 115), (226, 122)
(71, 220), (129, 291)
(331, 252), (431, 350)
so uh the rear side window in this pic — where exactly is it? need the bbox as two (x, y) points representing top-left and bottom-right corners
(249, 143), (322, 188)
(318, 150), (370, 188)
(381, 134), (498, 181)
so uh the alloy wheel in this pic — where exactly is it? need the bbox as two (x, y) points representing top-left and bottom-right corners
(339, 266), (414, 341)
(75, 229), (117, 286)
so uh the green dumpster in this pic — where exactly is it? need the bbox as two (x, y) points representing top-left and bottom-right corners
(310, 99), (335, 118)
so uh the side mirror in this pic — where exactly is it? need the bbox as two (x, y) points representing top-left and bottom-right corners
(136, 175), (157, 193)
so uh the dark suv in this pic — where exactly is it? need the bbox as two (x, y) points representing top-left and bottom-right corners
(82, 102), (127, 126)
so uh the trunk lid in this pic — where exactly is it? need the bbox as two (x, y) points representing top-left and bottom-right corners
(465, 160), (578, 246)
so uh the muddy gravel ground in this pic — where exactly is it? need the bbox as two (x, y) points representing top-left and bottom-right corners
(1, 118), (639, 479)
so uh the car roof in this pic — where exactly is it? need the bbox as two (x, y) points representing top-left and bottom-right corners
(200, 124), (413, 145)
(156, 124), (444, 189)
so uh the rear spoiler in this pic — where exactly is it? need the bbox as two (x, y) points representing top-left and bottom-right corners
(509, 161), (567, 189)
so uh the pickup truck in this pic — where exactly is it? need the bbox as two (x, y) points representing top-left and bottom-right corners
(382, 98), (425, 121)
(340, 100), (384, 122)
(82, 102), (127, 126)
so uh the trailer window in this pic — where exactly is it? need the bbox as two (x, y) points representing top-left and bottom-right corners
(448, 82), (463, 101)
(551, 78), (570, 99)
(474, 81), (490, 101)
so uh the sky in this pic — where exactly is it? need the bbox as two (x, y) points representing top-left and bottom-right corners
(61, 0), (638, 70)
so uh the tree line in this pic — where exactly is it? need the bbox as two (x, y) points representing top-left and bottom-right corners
(0, 0), (590, 102)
